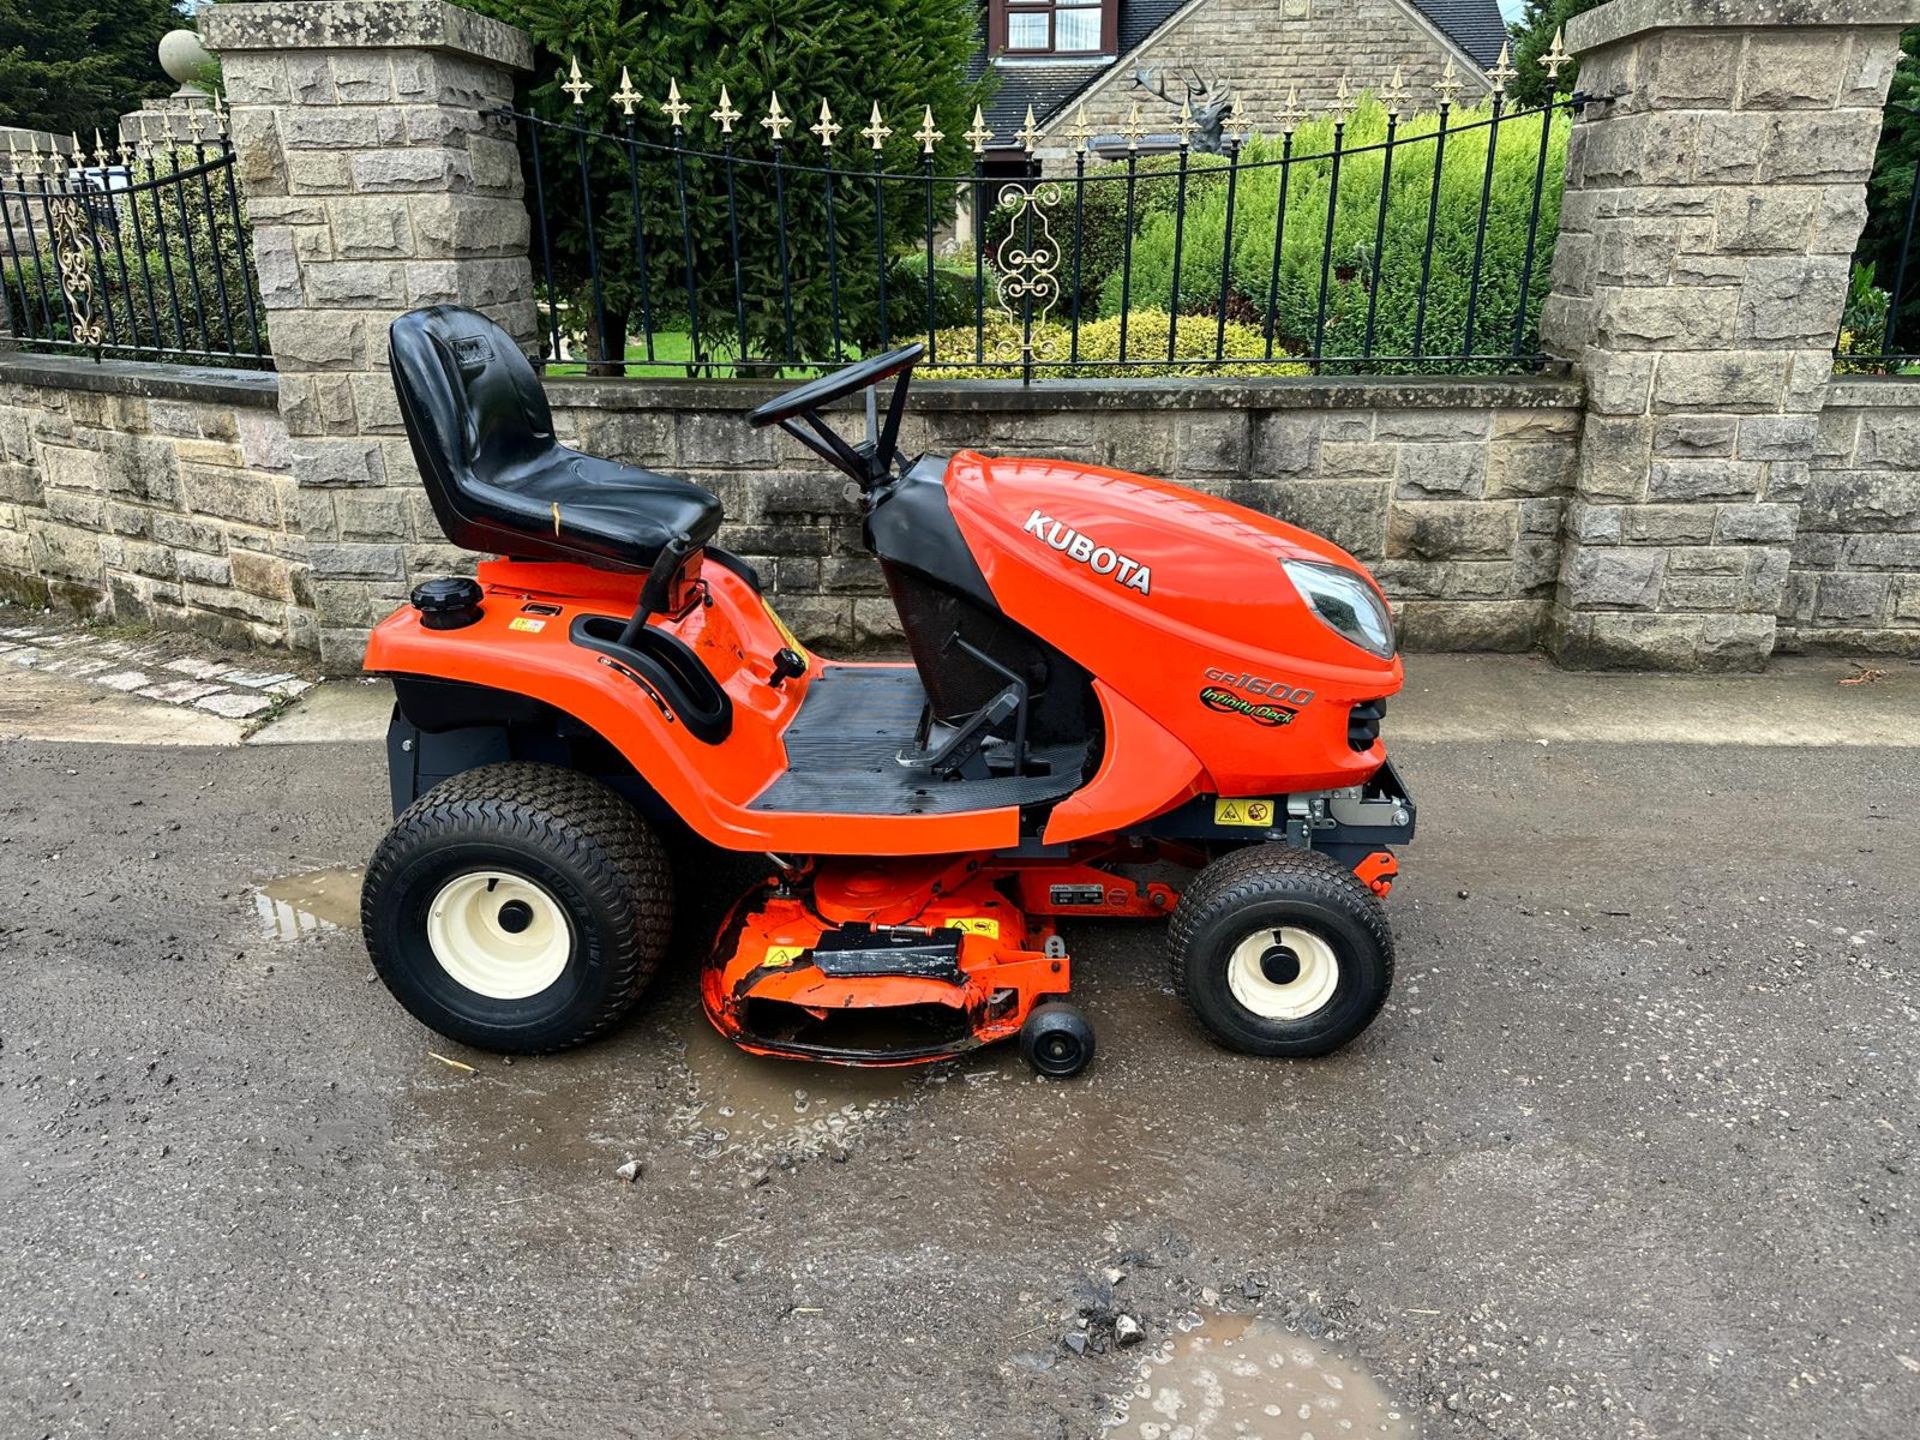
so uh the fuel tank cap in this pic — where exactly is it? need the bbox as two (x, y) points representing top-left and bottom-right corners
(410, 576), (484, 630)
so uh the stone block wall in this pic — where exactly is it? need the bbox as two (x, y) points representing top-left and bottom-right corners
(1029, 0), (1492, 165)
(547, 376), (1582, 653)
(14, 342), (1920, 666)
(0, 354), (307, 648)
(1783, 377), (1920, 654)
(203, 0), (536, 668)
(1539, 0), (1909, 669)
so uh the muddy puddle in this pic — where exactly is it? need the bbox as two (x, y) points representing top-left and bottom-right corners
(255, 865), (363, 939)
(1106, 1312), (1415, 1439)
(255, 862), (994, 1172)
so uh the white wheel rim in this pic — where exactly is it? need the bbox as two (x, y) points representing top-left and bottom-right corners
(426, 870), (572, 1001)
(1226, 925), (1340, 1021)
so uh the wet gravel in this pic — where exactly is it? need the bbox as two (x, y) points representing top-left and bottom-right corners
(1, 736), (1916, 1438)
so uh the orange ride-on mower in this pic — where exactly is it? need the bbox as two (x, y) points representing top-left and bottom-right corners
(359, 306), (1415, 1077)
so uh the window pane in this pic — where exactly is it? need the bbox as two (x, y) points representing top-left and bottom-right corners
(1055, 7), (1100, 49)
(1007, 13), (1048, 48)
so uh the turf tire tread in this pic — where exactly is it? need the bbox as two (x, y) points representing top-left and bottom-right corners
(363, 762), (672, 1053)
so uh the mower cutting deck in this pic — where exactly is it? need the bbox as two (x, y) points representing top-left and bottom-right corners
(358, 306), (1414, 1076)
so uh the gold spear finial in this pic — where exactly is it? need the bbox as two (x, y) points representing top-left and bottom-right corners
(1121, 102), (1145, 151)
(914, 105), (944, 154)
(661, 77), (691, 128)
(1174, 99), (1198, 146)
(861, 103), (892, 150)
(561, 56), (593, 107)
(762, 91), (792, 141)
(1543, 27), (1572, 81)
(1280, 85), (1305, 134)
(1066, 102), (1095, 154)
(1382, 64), (1410, 118)
(1488, 42), (1518, 96)
(92, 128), (110, 168)
(136, 115), (155, 164)
(611, 66), (642, 117)
(1223, 98), (1253, 144)
(964, 104), (994, 155)
(711, 85), (741, 134)
(811, 97), (842, 149)
(1014, 103), (1041, 154)
(1434, 56), (1462, 106)
(1329, 74), (1354, 122)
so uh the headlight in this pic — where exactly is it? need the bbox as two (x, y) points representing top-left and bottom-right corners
(1282, 560), (1396, 659)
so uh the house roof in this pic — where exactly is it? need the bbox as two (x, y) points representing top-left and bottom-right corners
(971, 0), (1509, 141)
(1414, 0), (1510, 70)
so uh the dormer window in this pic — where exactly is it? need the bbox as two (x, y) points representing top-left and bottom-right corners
(995, 0), (1115, 57)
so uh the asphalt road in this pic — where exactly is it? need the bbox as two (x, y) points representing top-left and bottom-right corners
(2, 728), (1916, 1439)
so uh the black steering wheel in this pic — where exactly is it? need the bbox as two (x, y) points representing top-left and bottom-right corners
(744, 343), (926, 488)
(745, 343), (925, 429)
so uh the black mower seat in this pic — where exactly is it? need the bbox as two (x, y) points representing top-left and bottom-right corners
(389, 306), (722, 572)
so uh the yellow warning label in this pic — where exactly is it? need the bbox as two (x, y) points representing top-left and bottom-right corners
(507, 616), (546, 633)
(1213, 798), (1278, 828)
(762, 944), (806, 968)
(948, 917), (1001, 938)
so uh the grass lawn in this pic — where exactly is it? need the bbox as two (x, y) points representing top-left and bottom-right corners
(542, 330), (834, 380)
(543, 331), (703, 378)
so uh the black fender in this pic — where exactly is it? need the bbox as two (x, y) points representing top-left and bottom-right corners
(383, 675), (674, 827)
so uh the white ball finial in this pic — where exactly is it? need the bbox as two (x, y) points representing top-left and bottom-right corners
(158, 29), (213, 96)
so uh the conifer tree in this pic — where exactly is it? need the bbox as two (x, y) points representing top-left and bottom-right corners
(0, 0), (176, 138)
(1502, 0), (1598, 109)
(465, 0), (988, 368)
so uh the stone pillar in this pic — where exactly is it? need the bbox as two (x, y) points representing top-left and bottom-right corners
(1540, 0), (1913, 670)
(202, 0), (535, 668)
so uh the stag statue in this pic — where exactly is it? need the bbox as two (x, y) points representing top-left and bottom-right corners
(1131, 66), (1235, 154)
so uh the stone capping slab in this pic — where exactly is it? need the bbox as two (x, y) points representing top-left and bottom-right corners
(546, 373), (1585, 415)
(201, 0), (534, 70)
(1822, 376), (1920, 408)
(0, 349), (280, 409)
(1566, 0), (1920, 53)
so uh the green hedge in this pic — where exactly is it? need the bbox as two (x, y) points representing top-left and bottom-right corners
(888, 251), (981, 332)
(3, 249), (267, 362)
(1086, 100), (1568, 367)
(922, 310), (1308, 379)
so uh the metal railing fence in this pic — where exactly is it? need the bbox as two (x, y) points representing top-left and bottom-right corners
(1, 108), (269, 369)
(507, 43), (1579, 384)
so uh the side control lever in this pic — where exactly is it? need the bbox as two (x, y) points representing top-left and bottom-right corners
(766, 647), (807, 689)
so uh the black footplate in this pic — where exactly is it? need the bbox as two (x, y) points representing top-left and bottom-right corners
(811, 925), (965, 983)
(751, 665), (1087, 816)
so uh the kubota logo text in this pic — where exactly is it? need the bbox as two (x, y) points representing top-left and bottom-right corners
(1022, 509), (1152, 595)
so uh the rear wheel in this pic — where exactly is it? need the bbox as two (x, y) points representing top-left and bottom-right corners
(362, 763), (672, 1054)
(1168, 845), (1393, 1057)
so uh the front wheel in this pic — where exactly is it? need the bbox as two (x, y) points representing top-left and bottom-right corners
(362, 763), (672, 1054)
(1168, 845), (1393, 1057)
(1019, 1002), (1096, 1078)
